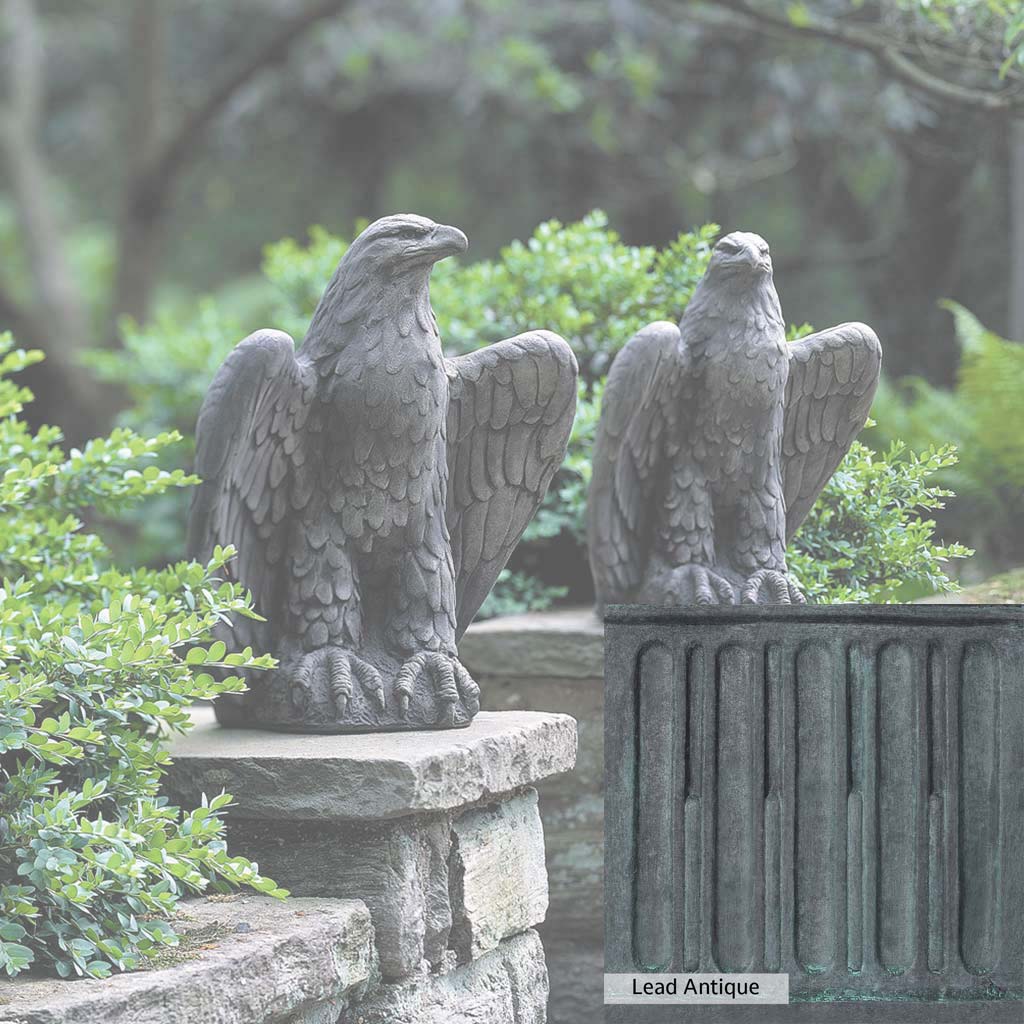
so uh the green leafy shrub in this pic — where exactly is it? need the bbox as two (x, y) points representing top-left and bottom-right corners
(430, 213), (718, 380)
(787, 435), (971, 602)
(86, 213), (969, 608)
(871, 302), (1024, 566)
(0, 337), (284, 980)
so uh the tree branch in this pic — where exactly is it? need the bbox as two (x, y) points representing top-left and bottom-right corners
(127, 0), (352, 219)
(111, 0), (352, 326)
(694, 0), (1024, 115)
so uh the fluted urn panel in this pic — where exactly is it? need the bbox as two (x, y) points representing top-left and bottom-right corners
(604, 605), (1023, 1002)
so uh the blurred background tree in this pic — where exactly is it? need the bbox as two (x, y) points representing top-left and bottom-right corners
(1, 0), (1021, 593)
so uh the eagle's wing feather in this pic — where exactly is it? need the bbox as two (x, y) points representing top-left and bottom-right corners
(445, 331), (577, 637)
(782, 322), (881, 541)
(187, 329), (316, 646)
(586, 321), (684, 608)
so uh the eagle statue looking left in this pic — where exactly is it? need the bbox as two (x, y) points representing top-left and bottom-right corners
(187, 214), (578, 732)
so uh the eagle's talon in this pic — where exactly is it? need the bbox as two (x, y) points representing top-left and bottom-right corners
(454, 661), (480, 707)
(642, 563), (736, 606)
(394, 650), (478, 725)
(284, 647), (383, 720)
(741, 569), (805, 605)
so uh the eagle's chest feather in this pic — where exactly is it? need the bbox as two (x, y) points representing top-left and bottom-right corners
(316, 329), (449, 543)
(698, 314), (786, 403)
(687, 313), (789, 477)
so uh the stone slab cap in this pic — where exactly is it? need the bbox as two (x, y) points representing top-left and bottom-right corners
(460, 606), (603, 679)
(164, 708), (577, 821)
(0, 895), (374, 1024)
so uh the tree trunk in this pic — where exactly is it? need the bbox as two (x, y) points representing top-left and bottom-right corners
(111, 0), (167, 330)
(882, 117), (976, 383)
(0, 0), (107, 441)
(1009, 119), (1024, 343)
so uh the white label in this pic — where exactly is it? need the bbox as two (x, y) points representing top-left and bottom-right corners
(604, 973), (789, 1004)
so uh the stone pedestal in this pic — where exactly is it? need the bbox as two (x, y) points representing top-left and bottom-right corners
(460, 608), (604, 1024)
(163, 709), (576, 1023)
(604, 604), (1024, 1022)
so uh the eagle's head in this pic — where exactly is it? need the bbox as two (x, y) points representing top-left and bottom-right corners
(303, 214), (469, 352)
(682, 229), (782, 332)
(345, 214), (469, 274)
(708, 231), (773, 279)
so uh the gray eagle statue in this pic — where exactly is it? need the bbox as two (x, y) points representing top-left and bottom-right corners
(587, 230), (881, 609)
(188, 214), (577, 732)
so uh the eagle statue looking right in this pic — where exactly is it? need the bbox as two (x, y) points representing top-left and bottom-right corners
(188, 214), (577, 732)
(587, 231), (882, 609)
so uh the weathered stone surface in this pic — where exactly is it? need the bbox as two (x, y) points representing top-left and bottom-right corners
(449, 789), (548, 961)
(162, 709), (574, 983)
(220, 795), (551, 980)
(461, 610), (603, 916)
(459, 607), (603, 679)
(164, 708), (576, 822)
(0, 896), (374, 1024)
(340, 930), (547, 1024)
(461, 609), (603, 1024)
(225, 816), (451, 980)
(605, 604), (1024, 1009)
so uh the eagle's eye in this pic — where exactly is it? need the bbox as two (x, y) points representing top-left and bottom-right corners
(393, 225), (426, 241)
(717, 240), (742, 256)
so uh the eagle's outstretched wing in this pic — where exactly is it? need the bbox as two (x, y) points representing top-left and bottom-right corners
(445, 331), (577, 638)
(782, 322), (882, 541)
(586, 321), (685, 608)
(186, 329), (317, 649)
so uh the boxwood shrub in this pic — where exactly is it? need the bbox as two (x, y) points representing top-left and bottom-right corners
(0, 337), (284, 979)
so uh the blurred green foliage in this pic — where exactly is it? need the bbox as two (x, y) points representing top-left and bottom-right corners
(872, 302), (1024, 567)
(87, 213), (968, 608)
(5, 0), (1017, 452)
(0, 337), (284, 980)
(432, 214), (719, 381)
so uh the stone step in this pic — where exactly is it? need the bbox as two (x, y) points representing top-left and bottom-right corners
(0, 896), (374, 1024)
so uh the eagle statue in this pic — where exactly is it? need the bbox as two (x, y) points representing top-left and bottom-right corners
(188, 214), (578, 731)
(587, 230), (881, 610)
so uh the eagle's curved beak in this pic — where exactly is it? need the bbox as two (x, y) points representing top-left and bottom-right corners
(426, 223), (469, 258)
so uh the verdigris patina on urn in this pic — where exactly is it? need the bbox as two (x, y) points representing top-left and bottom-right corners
(187, 214), (577, 732)
(604, 604), (1024, 1019)
(587, 231), (882, 609)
